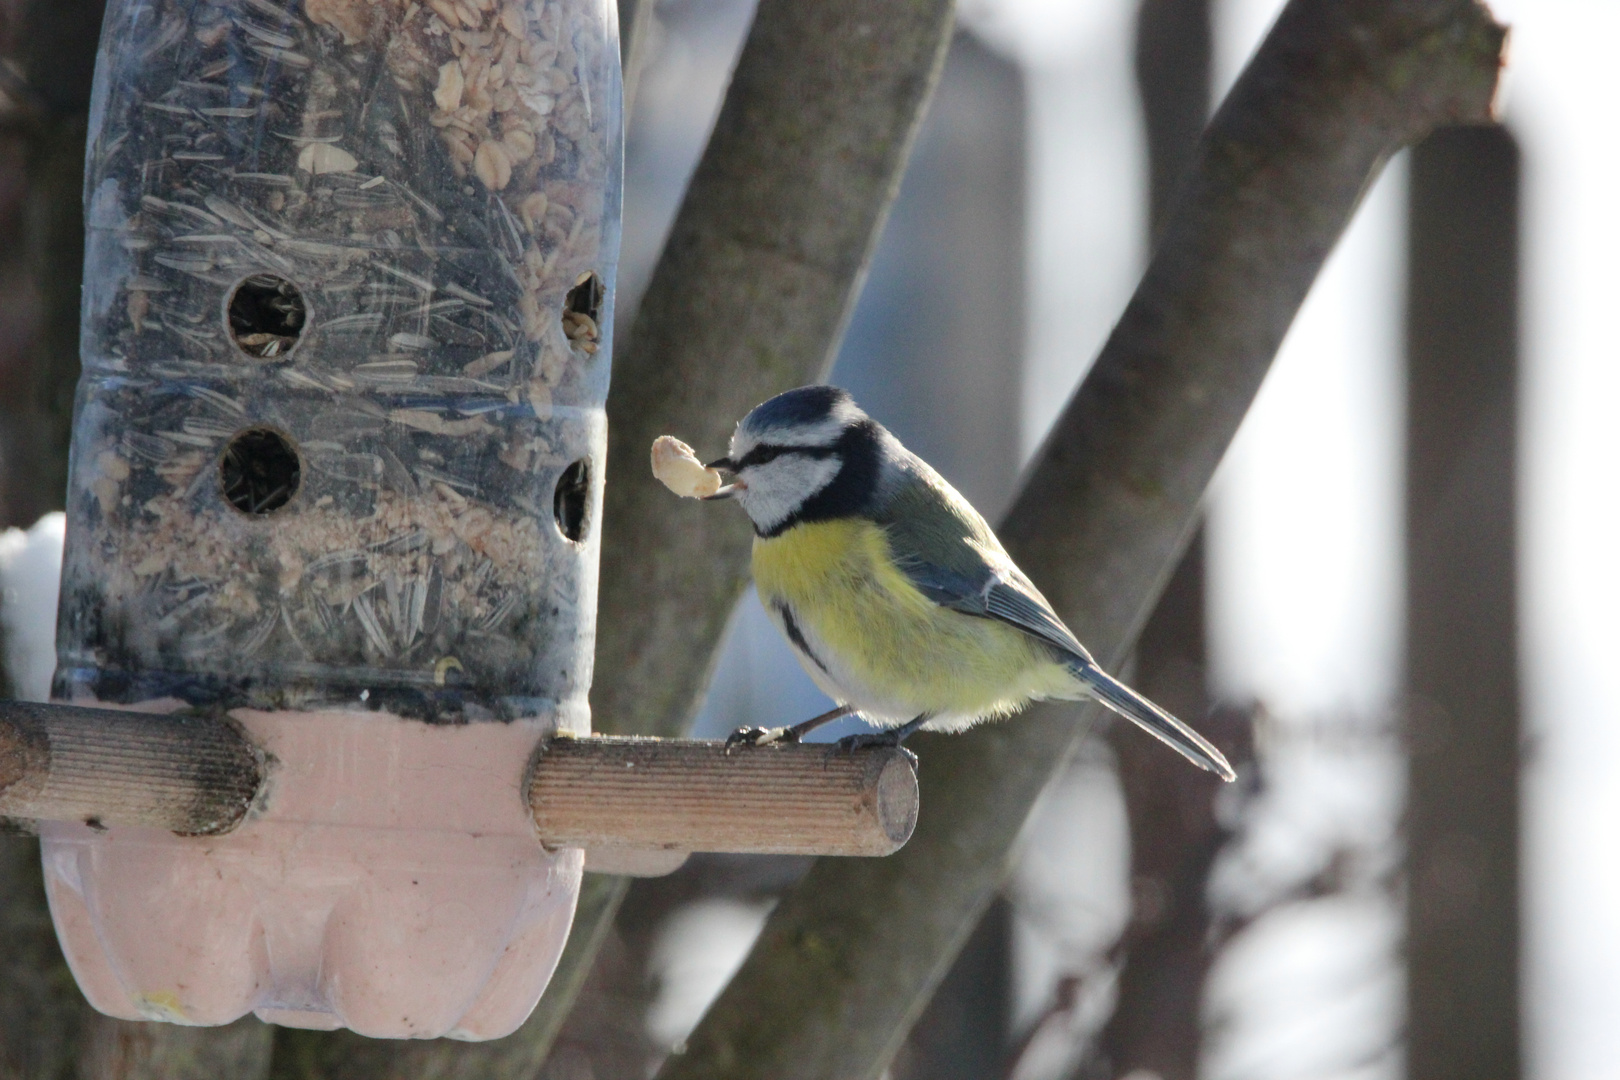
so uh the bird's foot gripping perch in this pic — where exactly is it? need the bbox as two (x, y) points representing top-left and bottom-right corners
(725, 704), (857, 752)
(835, 731), (902, 752)
(835, 713), (932, 753)
(724, 725), (793, 750)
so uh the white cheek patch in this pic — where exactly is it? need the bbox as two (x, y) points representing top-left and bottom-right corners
(739, 454), (841, 533)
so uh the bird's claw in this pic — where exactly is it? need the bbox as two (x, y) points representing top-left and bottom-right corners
(724, 725), (795, 752)
(835, 730), (904, 753)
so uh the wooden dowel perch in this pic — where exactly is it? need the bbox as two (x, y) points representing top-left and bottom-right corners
(529, 736), (918, 857)
(0, 702), (918, 857)
(0, 702), (262, 835)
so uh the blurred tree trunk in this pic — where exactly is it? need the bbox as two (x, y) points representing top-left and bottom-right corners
(1405, 123), (1521, 1080)
(1135, 0), (1211, 242)
(1086, 4), (1244, 1078)
(896, 897), (1012, 1080)
(0, 109), (42, 543)
(1092, 549), (1255, 1080)
(0, 830), (82, 1080)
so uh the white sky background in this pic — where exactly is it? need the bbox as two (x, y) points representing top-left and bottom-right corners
(960, 0), (1147, 462)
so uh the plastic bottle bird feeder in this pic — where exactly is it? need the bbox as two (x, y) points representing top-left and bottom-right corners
(0, 0), (924, 1043)
(43, 0), (621, 1038)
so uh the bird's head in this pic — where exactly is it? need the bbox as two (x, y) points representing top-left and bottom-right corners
(706, 385), (879, 536)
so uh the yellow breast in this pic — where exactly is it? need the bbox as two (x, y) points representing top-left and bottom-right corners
(751, 519), (1072, 722)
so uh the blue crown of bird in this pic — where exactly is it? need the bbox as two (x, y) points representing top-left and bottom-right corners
(652, 385), (1234, 780)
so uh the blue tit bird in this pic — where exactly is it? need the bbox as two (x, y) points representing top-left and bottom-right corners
(703, 385), (1234, 781)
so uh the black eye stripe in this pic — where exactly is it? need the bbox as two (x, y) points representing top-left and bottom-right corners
(736, 444), (838, 468)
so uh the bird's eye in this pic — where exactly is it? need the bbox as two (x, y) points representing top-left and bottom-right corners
(745, 446), (784, 467)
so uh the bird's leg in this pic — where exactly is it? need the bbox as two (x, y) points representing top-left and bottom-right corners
(836, 713), (932, 752)
(725, 704), (856, 751)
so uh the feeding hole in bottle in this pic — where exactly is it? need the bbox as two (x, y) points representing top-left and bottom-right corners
(554, 459), (590, 543)
(227, 274), (306, 359)
(561, 271), (603, 354)
(221, 428), (302, 516)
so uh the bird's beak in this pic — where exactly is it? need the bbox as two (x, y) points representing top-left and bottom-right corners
(704, 457), (739, 500)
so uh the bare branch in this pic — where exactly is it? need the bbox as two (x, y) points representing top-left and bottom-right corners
(658, 3), (1506, 1078)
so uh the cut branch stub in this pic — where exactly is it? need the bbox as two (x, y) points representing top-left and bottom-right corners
(529, 736), (918, 857)
(0, 702), (261, 836)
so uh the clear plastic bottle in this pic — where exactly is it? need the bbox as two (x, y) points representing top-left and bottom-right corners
(40, 0), (620, 1039)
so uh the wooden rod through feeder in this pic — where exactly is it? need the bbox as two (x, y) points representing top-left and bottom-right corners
(0, 701), (262, 835)
(528, 736), (919, 858)
(0, 702), (919, 857)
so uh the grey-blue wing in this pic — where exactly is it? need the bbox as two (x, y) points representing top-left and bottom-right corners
(981, 570), (1092, 662)
(873, 450), (1233, 779)
(874, 449), (1093, 663)
(895, 553), (1092, 664)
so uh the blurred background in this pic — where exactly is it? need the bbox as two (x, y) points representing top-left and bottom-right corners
(1, 0), (1616, 1077)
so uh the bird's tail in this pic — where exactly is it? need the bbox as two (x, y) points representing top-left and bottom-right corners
(1067, 659), (1236, 781)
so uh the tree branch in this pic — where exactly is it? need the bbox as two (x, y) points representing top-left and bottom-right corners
(658, 3), (1505, 1078)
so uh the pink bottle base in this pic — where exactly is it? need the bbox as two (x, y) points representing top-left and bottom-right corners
(40, 707), (583, 1039)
